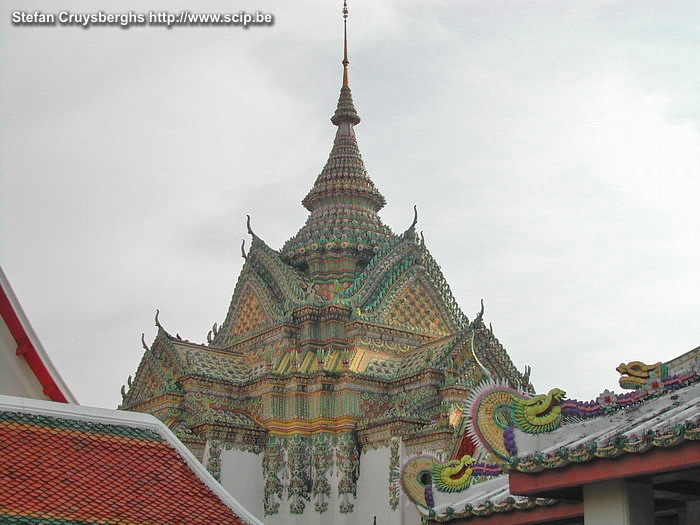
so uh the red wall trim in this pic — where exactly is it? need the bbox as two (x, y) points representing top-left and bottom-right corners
(0, 285), (68, 403)
(510, 442), (700, 496)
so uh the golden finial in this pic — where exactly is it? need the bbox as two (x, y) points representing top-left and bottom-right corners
(342, 0), (349, 87)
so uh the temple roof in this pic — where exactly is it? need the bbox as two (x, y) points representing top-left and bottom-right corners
(0, 395), (260, 525)
(401, 353), (699, 524)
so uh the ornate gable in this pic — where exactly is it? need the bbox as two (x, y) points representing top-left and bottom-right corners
(121, 331), (184, 408)
(246, 234), (308, 305)
(382, 274), (453, 336)
(340, 234), (411, 306)
(343, 232), (468, 337)
(229, 286), (270, 338)
(213, 267), (283, 348)
(396, 335), (458, 378)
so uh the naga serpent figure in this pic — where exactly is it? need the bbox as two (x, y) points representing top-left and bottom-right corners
(464, 379), (566, 460)
(616, 360), (668, 389)
(400, 454), (503, 508)
(400, 380), (566, 507)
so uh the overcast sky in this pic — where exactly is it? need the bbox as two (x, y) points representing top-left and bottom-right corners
(2, 0), (698, 409)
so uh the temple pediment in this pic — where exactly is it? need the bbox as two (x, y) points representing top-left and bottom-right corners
(121, 329), (184, 408)
(213, 271), (285, 348)
(341, 234), (466, 337)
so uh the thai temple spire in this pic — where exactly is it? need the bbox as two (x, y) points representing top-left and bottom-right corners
(282, 1), (394, 278)
(121, 4), (529, 522)
(342, 0), (349, 88)
(330, 0), (359, 126)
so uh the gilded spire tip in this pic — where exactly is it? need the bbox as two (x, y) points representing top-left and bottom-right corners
(331, 0), (360, 126)
(342, 0), (349, 87)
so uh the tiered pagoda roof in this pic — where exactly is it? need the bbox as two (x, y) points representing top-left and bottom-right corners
(121, 14), (527, 435)
(119, 6), (529, 518)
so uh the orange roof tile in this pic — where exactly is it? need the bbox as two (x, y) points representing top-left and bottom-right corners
(0, 410), (248, 525)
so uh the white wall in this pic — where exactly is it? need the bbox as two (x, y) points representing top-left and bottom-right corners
(220, 448), (265, 521)
(0, 319), (45, 399)
(216, 438), (424, 525)
(583, 479), (654, 525)
(355, 441), (420, 525)
(356, 446), (396, 525)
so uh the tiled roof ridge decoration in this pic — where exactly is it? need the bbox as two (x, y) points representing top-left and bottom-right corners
(398, 355), (699, 522)
(510, 417), (700, 473)
(399, 454), (559, 521)
(458, 355), (700, 460)
(453, 359), (700, 468)
(460, 379), (567, 462)
(560, 365), (698, 421)
(397, 381), (569, 516)
(426, 496), (560, 522)
(0, 395), (263, 525)
(508, 363), (700, 473)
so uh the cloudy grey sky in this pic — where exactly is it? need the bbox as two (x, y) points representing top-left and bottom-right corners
(2, 0), (698, 408)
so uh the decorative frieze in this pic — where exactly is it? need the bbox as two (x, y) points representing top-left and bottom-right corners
(336, 432), (360, 513)
(206, 439), (224, 481)
(312, 433), (334, 513)
(263, 435), (286, 516)
(389, 437), (400, 510)
(287, 435), (312, 514)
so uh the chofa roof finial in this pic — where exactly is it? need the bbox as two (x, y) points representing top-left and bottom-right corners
(469, 331), (491, 380)
(410, 205), (418, 230)
(474, 299), (485, 322)
(154, 309), (161, 328)
(246, 214), (255, 236)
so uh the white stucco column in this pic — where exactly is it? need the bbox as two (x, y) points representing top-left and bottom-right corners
(680, 500), (700, 525)
(219, 448), (264, 520)
(583, 479), (654, 525)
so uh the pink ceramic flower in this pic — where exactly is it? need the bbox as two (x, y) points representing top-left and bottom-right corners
(596, 389), (617, 408)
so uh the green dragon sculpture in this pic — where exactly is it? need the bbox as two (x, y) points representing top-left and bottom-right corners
(616, 360), (668, 390)
(400, 454), (480, 508)
(464, 379), (566, 460)
(400, 380), (567, 509)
